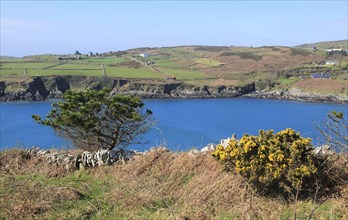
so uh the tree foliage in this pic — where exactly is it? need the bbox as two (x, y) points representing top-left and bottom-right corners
(74, 50), (81, 55)
(315, 111), (348, 153)
(32, 89), (153, 151)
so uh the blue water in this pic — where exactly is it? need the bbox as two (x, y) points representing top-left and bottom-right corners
(0, 98), (347, 151)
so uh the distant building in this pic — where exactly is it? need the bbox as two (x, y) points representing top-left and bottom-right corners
(326, 48), (344, 52)
(57, 56), (81, 61)
(145, 61), (155, 65)
(325, 61), (338, 65)
(310, 73), (331, 79)
(140, 53), (149, 58)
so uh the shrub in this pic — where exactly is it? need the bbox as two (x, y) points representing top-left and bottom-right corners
(290, 48), (311, 56)
(212, 128), (317, 192)
(33, 89), (153, 151)
(193, 46), (230, 52)
(220, 51), (262, 61)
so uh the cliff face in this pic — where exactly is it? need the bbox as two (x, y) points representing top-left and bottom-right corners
(113, 80), (255, 99)
(0, 76), (256, 101)
(0, 77), (49, 101)
(0, 76), (346, 103)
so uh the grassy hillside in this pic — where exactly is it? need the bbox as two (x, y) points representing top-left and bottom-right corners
(1, 41), (347, 94)
(1, 148), (347, 219)
(295, 39), (347, 50)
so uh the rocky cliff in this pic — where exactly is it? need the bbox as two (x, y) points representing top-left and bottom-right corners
(245, 88), (348, 103)
(0, 77), (49, 101)
(0, 76), (346, 103)
(0, 76), (256, 101)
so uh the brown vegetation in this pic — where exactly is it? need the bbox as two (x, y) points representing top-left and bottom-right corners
(294, 79), (348, 93)
(1, 148), (348, 219)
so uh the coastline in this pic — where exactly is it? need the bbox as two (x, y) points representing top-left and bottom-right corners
(1, 75), (347, 104)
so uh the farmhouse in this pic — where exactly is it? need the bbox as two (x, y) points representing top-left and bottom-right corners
(325, 61), (338, 65)
(310, 73), (331, 79)
(140, 53), (149, 58)
(326, 48), (344, 52)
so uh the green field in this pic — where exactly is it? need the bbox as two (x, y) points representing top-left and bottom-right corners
(0, 62), (58, 69)
(25, 69), (105, 77)
(69, 57), (125, 64)
(1, 41), (347, 92)
(194, 58), (223, 67)
(106, 67), (165, 79)
(22, 54), (61, 62)
(154, 60), (184, 68)
(159, 67), (210, 80)
(0, 56), (163, 79)
(0, 68), (27, 77)
(50, 63), (102, 70)
(0, 55), (207, 80)
(276, 77), (298, 84)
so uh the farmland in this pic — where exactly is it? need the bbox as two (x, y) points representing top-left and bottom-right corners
(1, 40), (347, 93)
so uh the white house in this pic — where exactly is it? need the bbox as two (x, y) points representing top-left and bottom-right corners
(326, 48), (344, 52)
(140, 53), (149, 58)
(325, 61), (338, 65)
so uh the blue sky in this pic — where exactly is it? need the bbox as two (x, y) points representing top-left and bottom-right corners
(1, 1), (347, 57)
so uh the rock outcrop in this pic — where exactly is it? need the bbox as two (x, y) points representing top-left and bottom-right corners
(0, 77), (49, 101)
(245, 88), (347, 103)
(0, 75), (346, 103)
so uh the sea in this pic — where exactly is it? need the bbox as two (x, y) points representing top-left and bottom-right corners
(0, 98), (347, 151)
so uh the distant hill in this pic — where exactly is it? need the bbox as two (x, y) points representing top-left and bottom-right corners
(0, 56), (19, 59)
(1, 41), (347, 96)
(295, 39), (347, 50)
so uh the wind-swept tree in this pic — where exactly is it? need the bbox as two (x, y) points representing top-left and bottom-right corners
(33, 89), (153, 151)
(315, 111), (348, 153)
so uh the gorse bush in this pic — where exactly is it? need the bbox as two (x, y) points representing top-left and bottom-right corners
(212, 128), (317, 192)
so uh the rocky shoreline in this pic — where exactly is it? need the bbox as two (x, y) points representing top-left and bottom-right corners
(0, 76), (347, 103)
(244, 88), (348, 104)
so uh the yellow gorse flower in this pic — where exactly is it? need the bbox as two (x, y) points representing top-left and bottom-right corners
(212, 128), (316, 188)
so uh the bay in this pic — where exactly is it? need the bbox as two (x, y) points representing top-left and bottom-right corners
(0, 98), (347, 151)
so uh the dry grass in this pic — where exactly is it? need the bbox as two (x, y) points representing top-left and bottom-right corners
(0, 148), (77, 177)
(1, 148), (347, 219)
(293, 78), (348, 93)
